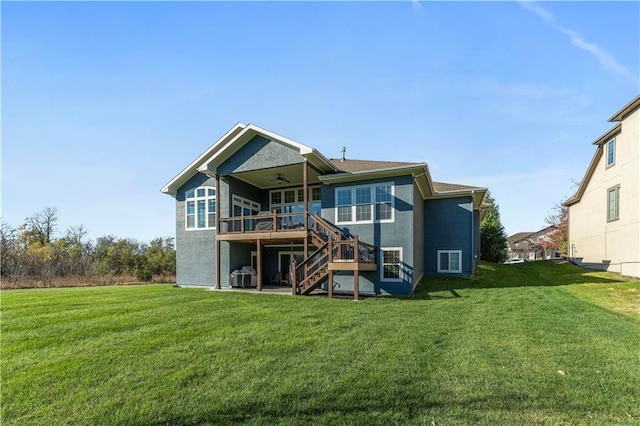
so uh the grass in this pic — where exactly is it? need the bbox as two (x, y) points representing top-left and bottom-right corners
(2, 261), (639, 425)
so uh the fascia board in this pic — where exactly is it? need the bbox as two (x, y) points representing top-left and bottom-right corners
(591, 124), (621, 145)
(565, 123), (620, 206)
(318, 164), (428, 185)
(608, 94), (640, 122)
(428, 187), (488, 209)
(564, 147), (603, 206)
(160, 122), (246, 196)
(197, 124), (338, 175)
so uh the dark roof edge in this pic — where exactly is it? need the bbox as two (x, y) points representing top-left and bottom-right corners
(608, 94), (640, 122)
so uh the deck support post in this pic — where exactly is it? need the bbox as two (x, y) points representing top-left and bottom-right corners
(215, 174), (221, 290)
(291, 260), (297, 295)
(303, 160), (309, 272)
(328, 270), (334, 298)
(257, 239), (262, 291)
(354, 270), (359, 301)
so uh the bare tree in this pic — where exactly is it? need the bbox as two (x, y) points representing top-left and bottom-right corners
(24, 207), (58, 246)
(1, 220), (16, 276)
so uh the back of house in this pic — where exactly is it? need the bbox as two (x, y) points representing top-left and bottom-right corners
(162, 123), (488, 296)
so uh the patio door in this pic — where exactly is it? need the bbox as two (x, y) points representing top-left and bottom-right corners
(232, 195), (260, 231)
(278, 251), (304, 282)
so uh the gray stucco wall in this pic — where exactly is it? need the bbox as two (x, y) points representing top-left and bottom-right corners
(175, 173), (217, 286)
(423, 196), (474, 276)
(174, 135), (305, 287)
(320, 175), (415, 295)
(217, 135), (304, 175)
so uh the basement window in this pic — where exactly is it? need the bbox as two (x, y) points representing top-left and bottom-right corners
(437, 250), (462, 273)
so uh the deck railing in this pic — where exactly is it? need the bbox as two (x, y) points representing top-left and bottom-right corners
(330, 238), (376, 263)
(217, 211), (306, 234)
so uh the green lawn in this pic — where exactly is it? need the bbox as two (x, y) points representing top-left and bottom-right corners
(2, 262), (639, 425)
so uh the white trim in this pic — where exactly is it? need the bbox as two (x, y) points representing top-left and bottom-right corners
(162, 122), (337, 197)
(161, 123), (246, 195)
(606, 138), (616, 168)
(232, 195), (261, 214)
(277, 251), (305, 273)
(606, 185), (620, 222)
(437, 250), (462, 273)
(185, 186), (216, 231)
(197, 124), (337, 176)
(335, 182), (395, 225)
(269, 185), (321, 212)
(380, 247), (403, 282)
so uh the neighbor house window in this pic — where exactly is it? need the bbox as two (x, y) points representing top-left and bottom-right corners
(185, 187), (216, 230)
(381, 248), (402, 282)
(607, 186), (620, 221)
(606, 139), (615, 167)
(335, 183), (394, 224)
(437, 250), (462, 273)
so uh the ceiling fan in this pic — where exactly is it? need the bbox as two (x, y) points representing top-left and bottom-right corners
(274, 174), (290, 184)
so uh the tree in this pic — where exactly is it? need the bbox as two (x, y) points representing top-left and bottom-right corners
(480, 191), (508, 263)
(22, 207), (58, 246)
(545, 204), (568, 256)
(1, 220), (17, 276)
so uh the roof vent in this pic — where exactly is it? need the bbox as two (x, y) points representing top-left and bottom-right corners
(341, 146), (346, 162)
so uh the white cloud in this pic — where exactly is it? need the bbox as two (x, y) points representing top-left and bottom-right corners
(517, 1), (637, 85)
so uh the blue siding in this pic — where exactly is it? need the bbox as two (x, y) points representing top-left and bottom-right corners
(423, 196), (474, 276)
(320, 175), (415, 295)
(412, 184), (425, 287)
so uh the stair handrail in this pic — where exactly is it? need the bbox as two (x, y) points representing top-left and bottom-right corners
(308, 212), (343, 242)
(292, 241), (329, 292)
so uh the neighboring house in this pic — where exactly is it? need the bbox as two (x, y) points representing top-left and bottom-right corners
(507, 226), (560, 261)
(565, 94), (640, 278)
(161, 123), (488, 297)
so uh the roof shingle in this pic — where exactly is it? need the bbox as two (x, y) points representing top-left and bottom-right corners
(328, 158), (422, 173)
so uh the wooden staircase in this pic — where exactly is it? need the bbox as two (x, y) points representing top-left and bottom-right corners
(291, 214), (376, 296)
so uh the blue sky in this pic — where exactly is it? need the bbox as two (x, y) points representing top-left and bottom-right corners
(2, 1), (639, 242)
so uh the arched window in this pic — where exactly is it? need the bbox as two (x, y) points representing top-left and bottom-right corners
(185, 187), (216, 230)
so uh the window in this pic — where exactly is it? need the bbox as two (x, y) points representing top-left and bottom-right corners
(336, 188), (352, 222)
(185, 187), (216, 230)
(437, 250), (462, 273)
(381, 248), (402, 281)
(607, 186), (620, 221)
(269, 186), (322, 222)
(335, 183), (395, 224)
(375, 184), (393, 221)
(606, 139), (615, 167)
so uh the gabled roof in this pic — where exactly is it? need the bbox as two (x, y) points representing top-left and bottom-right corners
(507, 232), (535, 250)
(161, 123), (337, 196)
(161, 124), (488, 211)
(564, 123), (622, 206)
(564, 94), (639, 207)
(160, 122), (247, 196)
(507, 226), (557, 250)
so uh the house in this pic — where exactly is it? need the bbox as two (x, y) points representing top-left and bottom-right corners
(565, 94), (640, 278)
(161, 123), (488, 297)
(506, 226), (560, 261)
